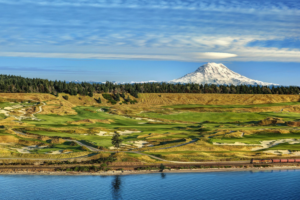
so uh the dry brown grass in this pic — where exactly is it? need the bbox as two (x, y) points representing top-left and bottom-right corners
(112, 152), (139, 162)
(41, 97), (77, 115)
(138, 93), (300, 106)
(190, 106), (300, 113)
(148, 140), (256, 152)
(0, 117), (34, 127)
(0, 148), (12, 157)
(138, 155), (161, 163)
(0, 135), (19, 143)
(50, 138), (65, 144)
(11, 151), (90, 159)
(287, 121), (300, 127)
(0, 93), (56, 102)
(21, 126), (110, 135)
(98, 93), (300, 115)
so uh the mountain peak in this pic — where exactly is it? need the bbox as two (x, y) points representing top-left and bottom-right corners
(195, 62), (228, 73)
(170, 63), (278, 86)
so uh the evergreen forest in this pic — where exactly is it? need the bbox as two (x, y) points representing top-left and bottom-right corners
(0, 74), (299, 97)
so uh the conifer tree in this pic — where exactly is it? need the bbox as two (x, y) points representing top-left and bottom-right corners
(111, 132), (122, 152)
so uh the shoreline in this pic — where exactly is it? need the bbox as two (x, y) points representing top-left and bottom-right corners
(1, 166), (300, 176)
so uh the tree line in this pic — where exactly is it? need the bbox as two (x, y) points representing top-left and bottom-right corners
(0, 74), (299, 97)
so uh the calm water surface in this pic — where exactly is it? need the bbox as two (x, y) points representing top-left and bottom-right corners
(1, 170), (300, 200)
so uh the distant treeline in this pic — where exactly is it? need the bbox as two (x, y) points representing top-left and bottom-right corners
(0, 74), (299, 97)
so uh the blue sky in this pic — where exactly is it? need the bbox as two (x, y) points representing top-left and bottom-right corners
(0, 0), (299, 85)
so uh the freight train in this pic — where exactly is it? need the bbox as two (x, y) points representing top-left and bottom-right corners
(251, 158), (300, 164)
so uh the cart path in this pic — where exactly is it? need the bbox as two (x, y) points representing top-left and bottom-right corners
(11, 131), (249, 164)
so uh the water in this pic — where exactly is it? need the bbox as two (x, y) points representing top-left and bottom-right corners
(1, 170), (300, 200)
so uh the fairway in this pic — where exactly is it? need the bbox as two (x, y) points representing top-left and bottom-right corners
(1, 93), (300, 162)
(139, 111), (300, 123)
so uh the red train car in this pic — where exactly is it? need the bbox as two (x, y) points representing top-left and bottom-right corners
(273, 159), (281, 163)
(251, 158), (300, 164)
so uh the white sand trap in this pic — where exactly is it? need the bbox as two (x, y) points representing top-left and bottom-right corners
(97, 131), (107, 136)
(18, 109), (26, 114)
(292, 151), (300, 156)
(213, 142), (257, 146)
(264, 150), (291, 155)
(12, 105), (23, 109)
(48, 150), (63, 155)
(0, 110), (10, 116)
(214, 139), (300, 151)
(17, 149), (30, 154)
(12, 148), (31, 154)
(133, 141), (148, 148)
(117, 130), (142, 135)
(132, 117), (162, 122)
(97, 131), (115, 136)
(109, 143), (131, 150)
(127, 140), (150, 148)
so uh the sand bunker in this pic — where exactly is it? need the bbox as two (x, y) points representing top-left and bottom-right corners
(117, 130), (141, 135)
(130, 140), (149, 148)
(264, 150), (291, 155)
(214, 138), (300, 151)
(0, 109), (10, 116)
(47, 150), (63, 155)
(97, 130), (142, 136)
(133, 117), (162, 123)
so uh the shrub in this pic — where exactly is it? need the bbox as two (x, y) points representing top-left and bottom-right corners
(95, 97), (101, 103)
(62, 95), (69, 100)
(160, 163), (165, 172)
(102, 94), (117, 105)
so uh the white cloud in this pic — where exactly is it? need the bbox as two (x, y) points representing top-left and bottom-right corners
(0, 0), (299, 62)
(192, 52), (237, 59)
(1, 47), (300, 63)
(0, 52), (184, 61)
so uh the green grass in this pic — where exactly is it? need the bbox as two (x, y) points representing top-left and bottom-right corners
(267, 143), (300, 151)
(29, 130), (113, 147)
(211, 132), (300, 144)
(33, 143), (83, 154)
(3, 101), (300, 161)
(139, 111), (300, 123)
(165, 101), (300, 109)
(0, 102), (14, 108)
(22, 106), (201, 142)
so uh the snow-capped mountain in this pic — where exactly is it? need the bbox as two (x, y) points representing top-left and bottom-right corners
(170, 62), (278, 86)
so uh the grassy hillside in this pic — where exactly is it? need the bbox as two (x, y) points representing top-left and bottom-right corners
(0, 93), (300, 162)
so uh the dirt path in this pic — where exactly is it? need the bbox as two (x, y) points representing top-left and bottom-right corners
(2, 102), (46, 121)
(11, 131), (247, 164)
(31, 102), (46, 120)
(64, 140), (100, 152)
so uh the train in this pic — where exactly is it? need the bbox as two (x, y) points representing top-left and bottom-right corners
(251, 158), (300, 164)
